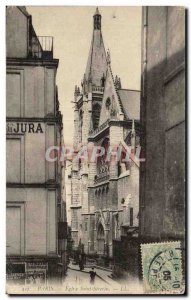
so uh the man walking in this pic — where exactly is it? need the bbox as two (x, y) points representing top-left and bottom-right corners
(89, 267), (96, 284)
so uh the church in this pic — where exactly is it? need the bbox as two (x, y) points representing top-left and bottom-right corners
(71, 8), (140, 274)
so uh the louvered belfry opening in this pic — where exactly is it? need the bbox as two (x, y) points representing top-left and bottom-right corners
(92, 103), (101, 130)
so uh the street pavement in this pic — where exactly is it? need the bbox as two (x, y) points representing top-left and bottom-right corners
(63, 262), (121, 289)
(63, 267), (104, 286)
(62, 263), (144, 294)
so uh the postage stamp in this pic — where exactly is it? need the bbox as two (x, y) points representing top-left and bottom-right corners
(141, 242), (184, 294)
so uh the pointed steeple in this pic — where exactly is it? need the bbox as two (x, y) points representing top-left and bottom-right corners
(93, 7), (101, 30)
(84, 8), (107, 88)
(94, 7), (100, 16)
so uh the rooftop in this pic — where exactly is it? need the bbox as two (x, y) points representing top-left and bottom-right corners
(118, 89), (140, 120)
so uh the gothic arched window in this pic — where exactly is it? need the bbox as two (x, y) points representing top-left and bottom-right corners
(100, 74), (105, 87)
(92, 103), (101, 130)
(106, 97), (111, 110)
(79, 109), (83, 142)
(97, 223), (105, 255)
(97, 223), (104, 239)
(97, 137), (110, 175)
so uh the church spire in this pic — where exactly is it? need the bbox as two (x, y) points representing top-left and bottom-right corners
(84, 8), (107, 88)
(93, 7), (101, 30)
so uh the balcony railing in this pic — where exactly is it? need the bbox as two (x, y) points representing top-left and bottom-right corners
(94, 172), (110, 184)
(92, 86), (104, 93)
(89, 119), (109, 137)
(31, 36), (53, 60)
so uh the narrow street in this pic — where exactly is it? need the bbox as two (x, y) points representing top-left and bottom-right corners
(63, 268), (104, 286)
(62, 263), (121, 291)
(62, 263), (143, 294)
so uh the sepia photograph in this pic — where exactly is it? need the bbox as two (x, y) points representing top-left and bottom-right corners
(5, 5), (186, 295)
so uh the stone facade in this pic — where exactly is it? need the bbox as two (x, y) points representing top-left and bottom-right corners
(139, 7), (185, 242)
(6, 6), (67, 285)
(70, 8), (140, 269)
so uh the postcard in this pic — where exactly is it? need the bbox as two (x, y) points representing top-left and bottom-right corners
(6, 6), (186, 295)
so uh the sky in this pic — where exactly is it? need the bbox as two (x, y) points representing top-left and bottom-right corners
(26, 6), (142, 145)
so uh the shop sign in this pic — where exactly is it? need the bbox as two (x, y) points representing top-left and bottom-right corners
(6, 122), (44, 134)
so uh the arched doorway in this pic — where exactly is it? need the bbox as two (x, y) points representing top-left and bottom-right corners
(97, 223), (105, 255)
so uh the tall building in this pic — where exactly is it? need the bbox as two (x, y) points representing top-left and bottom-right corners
(6, 6), (67, 285)
(71, 8), (140, 273)
(65, 159), (72, 225)
(140, 7), (185, 244)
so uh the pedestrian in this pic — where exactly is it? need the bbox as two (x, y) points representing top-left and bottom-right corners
(89, 267), (96, 284)
(79, 260), (84, 271)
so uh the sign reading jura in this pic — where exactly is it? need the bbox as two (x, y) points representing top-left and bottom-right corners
(6, 122), (44, 134)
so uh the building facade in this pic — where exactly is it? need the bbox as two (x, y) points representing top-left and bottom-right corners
(70, 8), (140, 272)
(6, 6), (67, 285)
(139, 7), (185, 247)
(65, 159), (72, 226)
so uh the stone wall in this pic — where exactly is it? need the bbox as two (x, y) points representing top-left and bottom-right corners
(140, 6), (185, 241)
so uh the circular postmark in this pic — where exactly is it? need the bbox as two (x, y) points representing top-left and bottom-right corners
(148, 248), (182, 292)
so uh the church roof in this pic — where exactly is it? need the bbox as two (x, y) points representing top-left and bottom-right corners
(118, 89), (140, 120)
(85, 10), (107, 87)
(99, 58), (140, 126)
(99, 61), (125, 125)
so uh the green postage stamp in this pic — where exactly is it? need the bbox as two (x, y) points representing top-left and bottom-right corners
(141, 241), (184, 294)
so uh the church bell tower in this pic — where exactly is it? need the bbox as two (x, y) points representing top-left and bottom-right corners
(71, 8), (108, 250)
